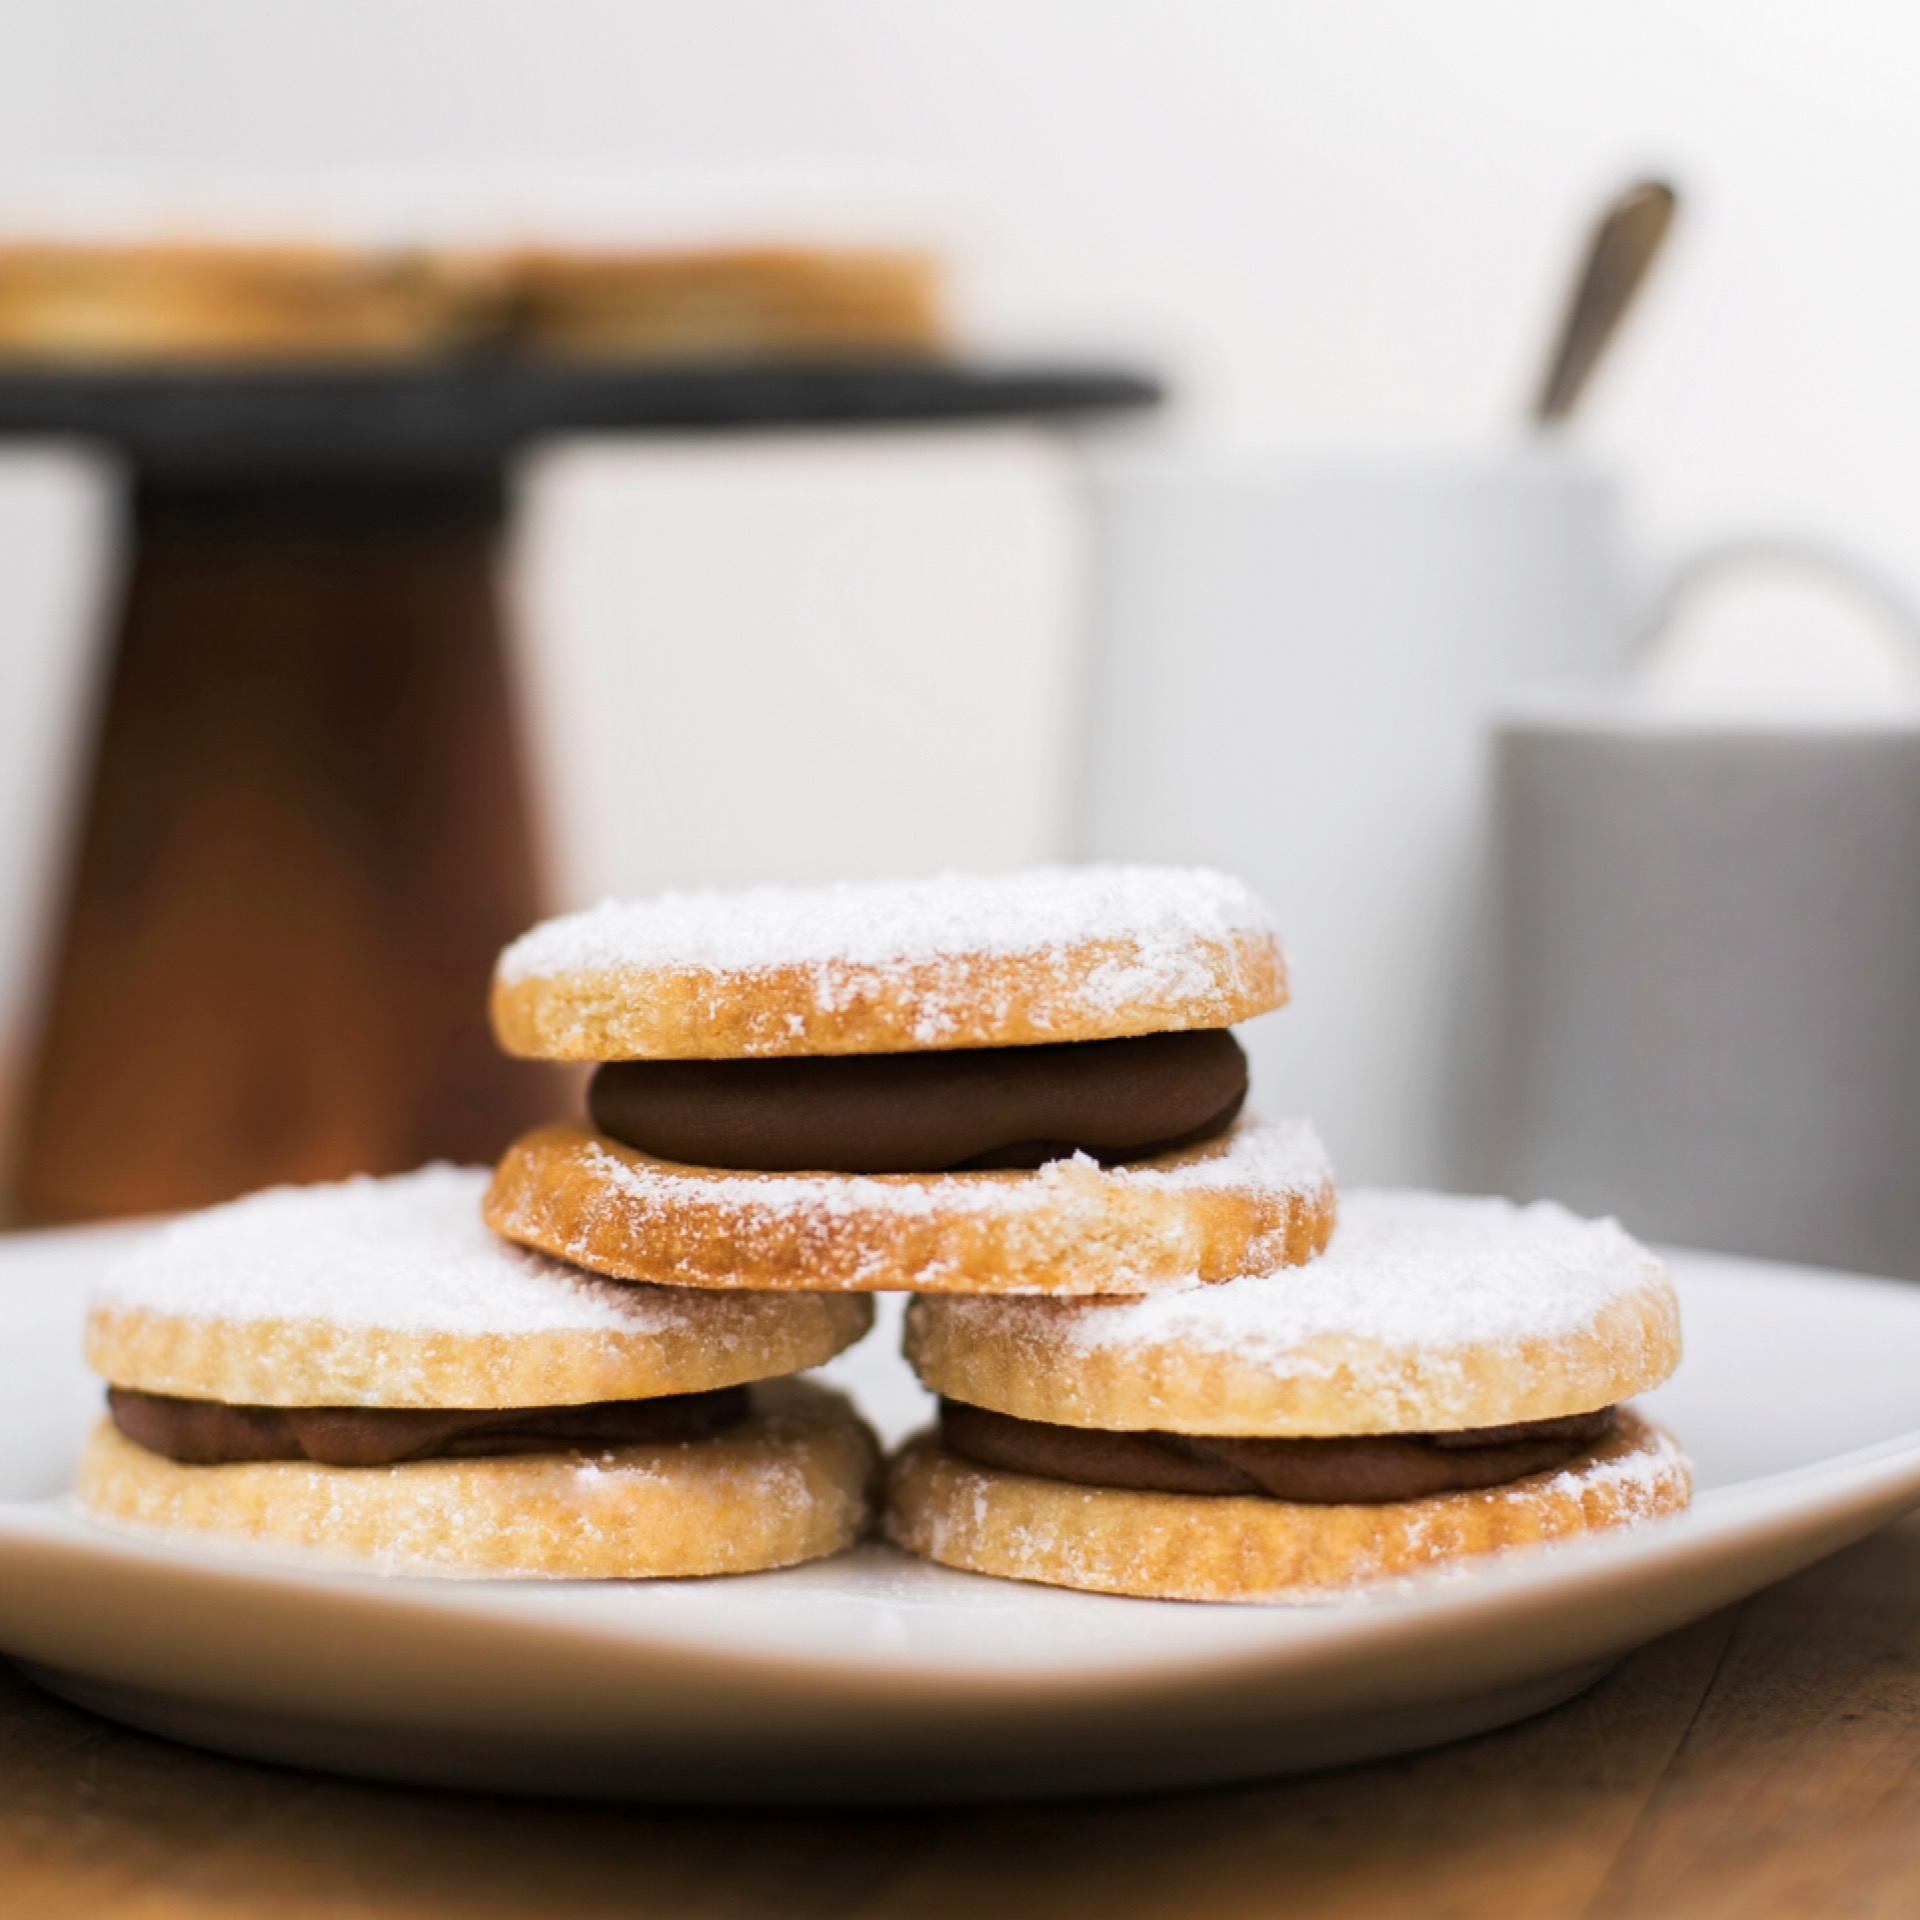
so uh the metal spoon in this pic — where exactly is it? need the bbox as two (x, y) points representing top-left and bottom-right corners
(1533, 178), (1678, 425)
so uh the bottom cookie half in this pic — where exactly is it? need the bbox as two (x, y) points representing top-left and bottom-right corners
(79, 1378), (879, 1579)
(883, 1408), (1689, 1603)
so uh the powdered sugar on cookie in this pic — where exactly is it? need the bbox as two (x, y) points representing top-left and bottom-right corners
(567, 1116), (1330, 1230)
(492, 865), (1288, 1059)
(93, 1164), (687, 1336)
(905, 1188), (1680, 1434)
(498, 866), (1277, 988)
(1013, 1190), (1669, 1359)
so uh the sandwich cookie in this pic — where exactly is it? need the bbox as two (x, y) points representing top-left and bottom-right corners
(80, 1165), (878, 1578)
(887, 1189), (1688, 1602)
(485, 867), (1334, 1293)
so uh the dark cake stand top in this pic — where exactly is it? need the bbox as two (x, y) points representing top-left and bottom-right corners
(0, 359), (1162, 474)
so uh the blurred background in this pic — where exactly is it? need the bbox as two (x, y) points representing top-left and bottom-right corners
(1, 1), (1917, 1273)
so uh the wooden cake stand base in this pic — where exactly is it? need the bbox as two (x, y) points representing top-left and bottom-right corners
(11, 474), (554, 1222)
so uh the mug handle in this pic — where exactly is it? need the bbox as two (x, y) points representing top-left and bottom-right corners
(1634, 532), (1920, 663)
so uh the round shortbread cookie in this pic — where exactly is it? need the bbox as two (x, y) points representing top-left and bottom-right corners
(883, 1409), (1690, 1603)
(905, 1189), (1680, 1433)
(509, 244), (946, 359)
(491, 866), (1285, 1061)
(484, 1119), (1336, 1296)
(80, 1378), (879, 1579)
(0, 241), (475, 361)
(85, 1165), (871, 1408)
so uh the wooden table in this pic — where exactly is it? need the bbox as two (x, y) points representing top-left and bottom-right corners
(4, 1513), (1917, 1918)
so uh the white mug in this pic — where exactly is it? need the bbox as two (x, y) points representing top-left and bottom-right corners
(1483, 555), (1920, 1277)
(1074, 446), (1631, 1186)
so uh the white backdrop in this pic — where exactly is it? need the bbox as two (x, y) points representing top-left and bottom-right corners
(0, 0), (1916, 1078)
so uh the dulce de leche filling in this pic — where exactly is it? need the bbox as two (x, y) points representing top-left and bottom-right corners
(108, 1382), (751, 1468)
(938, 1398), (1617, 1505)
(589, 1028), (1248, 1174)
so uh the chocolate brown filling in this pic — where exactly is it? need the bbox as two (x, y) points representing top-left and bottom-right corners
(938, 1399), (1616, 1505)
(107, 1383), (751, 1468)
(589, 1028), (1248, 1173)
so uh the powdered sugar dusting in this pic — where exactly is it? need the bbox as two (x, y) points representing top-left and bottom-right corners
(93, 1165), (685, 1336)
(937, 1189), (1670, 1361)
(572, 1117), (1329, 1229)
(497, 865), (1276, 987)
(1109, 1116), (1330, 1197)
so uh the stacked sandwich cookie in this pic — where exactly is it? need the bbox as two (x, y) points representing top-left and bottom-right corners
(888, 1189), (1689, 1602)
(484, 867), (1336, 1296)
(78, 1166), (877, 1577)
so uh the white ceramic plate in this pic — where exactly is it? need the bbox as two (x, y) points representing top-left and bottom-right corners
(1, 1220), (1917, 1804)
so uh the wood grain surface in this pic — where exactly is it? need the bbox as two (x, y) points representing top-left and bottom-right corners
(4, 1512), (1919, 1918)
(8, 502), (559, 1224)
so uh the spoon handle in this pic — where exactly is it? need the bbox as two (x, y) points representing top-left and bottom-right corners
(1534, 179), (1678, 425)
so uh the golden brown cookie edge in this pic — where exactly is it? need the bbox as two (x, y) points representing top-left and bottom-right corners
(84, 1287), (873, 1409)
(490, 930), (1287, 1062)
(483, 1121), (1335, 1295)
(902, 1272), (1681, 1435)
(78, 1378), (880, 1578)
(882, 1410), (1690, 1603)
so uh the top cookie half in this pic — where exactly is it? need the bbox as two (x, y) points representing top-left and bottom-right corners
(491, 866), (1287, 1062)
